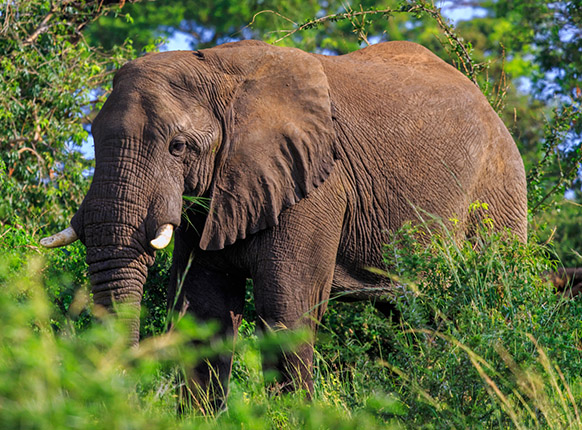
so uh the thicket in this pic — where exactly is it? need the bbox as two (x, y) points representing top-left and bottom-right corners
(3, 220), (582, 428)
(1, 0), (581, 428)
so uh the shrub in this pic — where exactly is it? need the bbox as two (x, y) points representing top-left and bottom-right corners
(379, 221), (582, 428)
(0, 232), (402, 429)
(4, 217), (582, 429)
(312, 219), (582, 429)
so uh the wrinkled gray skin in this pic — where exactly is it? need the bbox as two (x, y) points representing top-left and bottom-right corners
(67, 40), (527, 407)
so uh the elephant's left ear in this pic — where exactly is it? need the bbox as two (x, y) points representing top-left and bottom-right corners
(199, 44), (336, 251)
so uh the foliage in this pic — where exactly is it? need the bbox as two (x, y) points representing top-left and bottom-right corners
(311, 220), (582, 428)
(141, 248), (172, 337)
(85, 0), (328, 52)
(0, 0), (136, 231)
(378, 221), (582, 428)
(4, 216), (582, 428)
(0, 223), (92, 331)
(86, 0), (452, 55)
(0, 243), (403, 429)
(0, 223), (175, 340)
(487, 0), (582, 102)
(535, 199), (582, 267)
(0, 242), (192, 430)
(527, 104), (582, 215)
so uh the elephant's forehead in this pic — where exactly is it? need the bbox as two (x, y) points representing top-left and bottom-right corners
(93, 73), (209, 143)
(112, 59), (212, 111)
(133, 50), (196, 65)
(118, 51), (196, 77)
(115, 51), (209, 90)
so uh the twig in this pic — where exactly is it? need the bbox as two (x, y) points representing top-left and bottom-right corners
(348, 4), (371, 46)
(22, 0), (110, 46)
(271, 7), (406, 44)
(18, 147), (45, 165)
(542, 226), (557, 246)
(4, 138), (28, 146)
(247, 9), (298, 29)
(253, 3), (478, 86)
(416, 3), (478, 85)
(23, 10), (55, 46)
(530, 156), (582, 214)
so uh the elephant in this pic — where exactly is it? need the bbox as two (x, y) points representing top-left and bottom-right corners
(548, 267), (582, 297)
(41, 40), (527, 408)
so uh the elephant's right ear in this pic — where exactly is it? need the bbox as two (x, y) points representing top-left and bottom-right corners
(199, 43), (336, 251)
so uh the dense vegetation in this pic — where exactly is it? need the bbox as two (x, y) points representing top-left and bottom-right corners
(0, 0), (581, 428)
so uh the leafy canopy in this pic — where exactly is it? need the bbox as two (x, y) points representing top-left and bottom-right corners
(0, 0), (136, 230)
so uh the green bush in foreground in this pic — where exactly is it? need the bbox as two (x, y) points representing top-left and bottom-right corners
(375, 221), (582, 428)
(1, 221), (582, 429)
(0, 228), (402, 429)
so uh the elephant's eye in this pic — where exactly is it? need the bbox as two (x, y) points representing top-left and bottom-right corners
(169, 138), (187, 156)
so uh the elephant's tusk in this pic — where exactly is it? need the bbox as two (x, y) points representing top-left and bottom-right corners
(40, 226), (78, 248)
(150, 224), (174, 250)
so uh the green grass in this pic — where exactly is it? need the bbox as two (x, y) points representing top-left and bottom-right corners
(1, 221), (581, 429)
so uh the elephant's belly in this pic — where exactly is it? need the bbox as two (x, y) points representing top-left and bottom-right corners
(331, 263), (394, 301)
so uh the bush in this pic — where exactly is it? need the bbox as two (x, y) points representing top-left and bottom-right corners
(378, 221), (582, 428)
(0, 245), (179, 429)
(0, 225), (180, 338)
(0, 225), (93, 332)
(311, 219), (582, 429)
(0, 231), (402, 429)
(4, 218), (582, 429)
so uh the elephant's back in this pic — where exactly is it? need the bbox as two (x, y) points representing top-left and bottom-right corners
(317, 41), (500, 221)
(315, 41), (485, 117)
(317, 41), (476, 93)
(339, 40), (459, 75)
(315, 41), (527, 274)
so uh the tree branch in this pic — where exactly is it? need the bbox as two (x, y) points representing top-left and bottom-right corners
(267, 7), (406, 44)
(256, 2), (479, 85)
(22, 0), (137, 46)
(23, 10), (55, 46)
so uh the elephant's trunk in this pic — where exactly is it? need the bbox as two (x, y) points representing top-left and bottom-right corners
(80, 219), (155, 346)
(71, 177), (157, 346)
(67, 140), (182, 346)
(87, 249), (149, 346)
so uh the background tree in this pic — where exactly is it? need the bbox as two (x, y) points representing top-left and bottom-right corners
(0, 0), (136, 231)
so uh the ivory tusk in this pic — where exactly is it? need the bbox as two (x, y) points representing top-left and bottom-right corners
(150, 224), (174, 250)
(40, 226), (78, 248)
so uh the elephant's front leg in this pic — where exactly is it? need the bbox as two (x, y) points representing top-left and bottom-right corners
(168, 238), (246, 412)
(250, 186), (346, 395)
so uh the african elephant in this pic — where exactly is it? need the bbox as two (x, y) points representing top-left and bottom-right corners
(41, 40), (527, 407)
(548, 267), (582, 297)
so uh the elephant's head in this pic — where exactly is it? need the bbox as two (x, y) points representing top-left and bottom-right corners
(42, 41), (336, 344)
